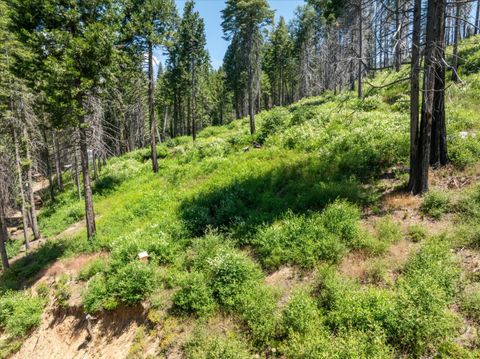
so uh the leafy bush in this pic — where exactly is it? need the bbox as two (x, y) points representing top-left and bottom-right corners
(83, 274), (115, 313)
(256, 107), (290, 143)
(236, 286), (278, 347)
(207, 249), (262, 308)
(109, 262), (155, 305)
(253, 211), (346, 269)
(455, 185), (480, 223)
(421, 191), (450, 219)
(460, 284), (480, 322)
(282, 290), (321, 336)
(320, 200), (361, 245)
(375, 217), (402, 245)
(78, 258), (108, 281)
(53, 275), (71, 308)
(0, 291), (44, 337)
(173, 272), (216, 318)
(185, 332), (251, 359)
(408, 224), (427, 243)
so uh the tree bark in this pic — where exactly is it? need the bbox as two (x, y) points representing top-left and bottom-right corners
(53, 131), (64, 191)
(413, 0), (440, 194)
(191, 57), (197, 141)
(24, 127), (40, 241)
(248, 33), (256, 135)
(42, 129), (55, 202)
(358, 2), (363, 99)
(408, 0), (422, 193)
(74, 146), (82, 201)
(148, 41), (159, 173)
(394, 0), (402, 72)
(0, 195), (9, 269)
(78, 118), (96, 241)
(13, 129), (30, 249)
(431, 0), (448, 167)
(476, 0), (480, 35)
(451, 2), (461, 82)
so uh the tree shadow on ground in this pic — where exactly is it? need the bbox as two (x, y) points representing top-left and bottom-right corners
(179, 159), (378, 240)
(0, 241), (66, 291)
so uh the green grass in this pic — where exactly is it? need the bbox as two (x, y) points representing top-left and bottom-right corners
(2, 36), (480, 358)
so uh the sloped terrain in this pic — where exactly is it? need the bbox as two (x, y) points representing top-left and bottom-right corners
(1, 36), (480, 358)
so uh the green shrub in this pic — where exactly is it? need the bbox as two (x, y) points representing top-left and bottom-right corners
(83, 274), (115, 313)
(321, 200), (361, 245)
(455, 185), (480, 223)
(257, 107), (290, 143)
(109, 262), (155, 305)
(252, 211), (346, 269)
(185, 332), (251, 359)
(0, 291), (44, 337)
(408, 225), (427, 243)
(53, 275), (71, 308)
(421, 191), (450, 219)
(282, 290), (321, 336)
(207, 250), (262, 308)
(173, 272), (216, 318)
(375, 217), (402, 245)
(460, 284), (480, 322)
(236, 286), (278, 347)
(78, 258), (108, 281)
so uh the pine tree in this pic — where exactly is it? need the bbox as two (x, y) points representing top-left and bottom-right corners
(222, 0), (273, 135)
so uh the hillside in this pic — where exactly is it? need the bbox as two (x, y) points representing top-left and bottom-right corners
(1, 36), (480, 358)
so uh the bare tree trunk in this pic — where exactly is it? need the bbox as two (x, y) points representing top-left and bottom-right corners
(431, 0), (448, 166)
(53, 131), (63, 191)
(148, 41), (159, 173)
(42, 129), (55, 202)
(78, 117), (96, 241)
(451, 1), (461, 82)
(394, 0), (402, 72)
(191, 58), (197, 141)
(248, 33), (256, 135)
(0, 194), (9, 269)
(358, 2), (363, 99)
(476, 0), (480, 35)
(13, 129), (30, 249)
(24, 127), (40, 241)
(413, 0), (440, 194)
(74, 145), (82, 201)
(408, 0), (422, 193)
(92, 152), (99, 182)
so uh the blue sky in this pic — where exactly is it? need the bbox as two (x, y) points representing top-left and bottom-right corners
(160, 0), (305, 69)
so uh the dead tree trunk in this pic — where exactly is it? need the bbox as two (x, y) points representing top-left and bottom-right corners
(53, 131), (64, 191)
(0, 196), (9, 269)
(13, 129), (30, 249)
(148, 41), (159, 173)
(451, 1), (461, 82)
(73, 145), (82, 201)
(24, 127), (40, 241)
(408, 0), (422, 193)
(358, 2), (363, 99)
(42, 129), (55, 202)
(78, 117), (96, 241)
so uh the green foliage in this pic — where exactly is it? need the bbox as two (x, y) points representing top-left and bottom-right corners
(256, 107), (290, 143)
(109, 262), (155, 305)
(78, 258), (108, 281)
(282, 290), (321, 336)
(0, 291), (44, 337)
(421, 191), (450, 219)
(83, 274), (116, 314)
(374, 217), (402, 245)
(185, 331), (251, 359)
(173, 272), (216, 318)
(460, 283), (480, 322)
(252, 210), (346, 269)
(408, 224), (427, 243)
(53, 275), (71, 308)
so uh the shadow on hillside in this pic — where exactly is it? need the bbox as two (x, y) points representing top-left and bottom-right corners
(179, 159), (377, 240)
(0, 241), (65, 291)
